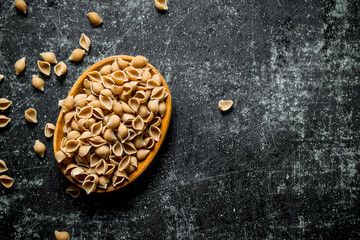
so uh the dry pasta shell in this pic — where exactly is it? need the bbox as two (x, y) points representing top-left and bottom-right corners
(74, 94), (87, 104)
(146, 79), (161, 89)
(55, 150), (67, 163)
(40, 52), (57, 64)
(155, 0), (168, 10)
(67, 130), (81, 140)
(128, 98), (140, 112)
(54, 61), (67, 77)
(109, 155), (122, 166)
(152, 74), (163, 85)
(98, 175), (110, 189)
(64, 111), (75, 125)
(123, 141), (137, 155)
(111, 85), (123, 95)
(95, 145), (110, 159)
(125, 67), (142, 81)
(131, 55), (147, 68)
(105, 164), (115, 176)
(107, 115), (121, 129)
(95, 159), (108, 175)
(151, 86), (166, 100)
(143, 111), (154, 123)
(32, 75), (45, 91)
(117, 123), (129, 143)
(25, 108), (37, 123)
(99, 95), (112, 110)
(102, 75), (115, 89)
(114, 169), (129, 179)
(100, 89), (113, 97)
(111, 70), (128, 85)
(34, 140), (46, 157)
(127, 128), (137, 141)
(14, 0), (27, 14)
(134, 90), (148, 103)
(75, 155), (89, 168)
(149, 125), (161, 142)
(87, 71), (102, 83)
(147, 99), (159, 116)
(141, 69), (152, 83)
(77, 106), (93, 119)
(112, 101), (123, 116)
(89, 153), (101, 167)
(137, 105), (150, 118)
(100, 64), (111, 76)
(84, 174), (99, 185)
(122, 82), (135, 96)
(111, 60), (119, 72)
(121, 101), (135, 114)
(158, 101), (166, 117)
(69, 49), (86, 61)
(87, 12), (103, 26)
(150, 116), (162, 127)
(118, 155), (131, 171)
(0, 98), (12, 111)
(37, 61), (51, 76)
(133, 135), (146, 149)
(92, 107), (104, 119)
(79, 33), (91, 52)
(218, 100), (233, 112)
(64, 164), (79, 175)
(15, 57), (26, 75)
(117, 58), (130, 69)
(88, 136), (106, 147)
(82, 180), (97, 194)
(65, 140), (80, 153)
(59, 96), (74, 113)
(132, 115), (145, 131)
(112, 174), (125, 187)
(111, 141), (123, 156)
(90, 121), (102, 136)
(144, 137), (155, 149)
(78, 145), (92, 157)
(0, 160), (8, 173)
(103, 128), (117, 142)
(44, 123), (55, 138)
(122, 113), (135, 122)
(0, 175), (14, 188)
(66, 185), (80, 198)
(136, 149), (150, 161)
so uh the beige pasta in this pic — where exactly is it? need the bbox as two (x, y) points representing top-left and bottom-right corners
(24, 108), (37, 123)
(44, 123), (55, 138)
(136, 149), (150, 161)
(14, 0), (27, 14)
(0, 175), (14, 188)
(66, 185), (80, 198)
(14, 57), (26, 75)
(87, 12), (103, 26)
(34, 139), (46, 157)
(0, 74), (4, 82)
(40, 52), (57, 64)
(100, 64), (111, 75)
(218, 100), (233, 112)
(32, 75), (45, 91)
(54, 230), (70, 240)
(54, 61), (67, 77)
(79, 33), (91, 51)
(155, 0), (168, 10)
(37, 61), (51, 76)
(131, 55), (147, 68)
(69, 49), (86, 61)
(0, 160), (8, 173)
(0, 98), (12, 111)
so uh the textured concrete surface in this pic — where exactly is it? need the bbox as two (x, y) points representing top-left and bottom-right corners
(0, 0), (359, 239)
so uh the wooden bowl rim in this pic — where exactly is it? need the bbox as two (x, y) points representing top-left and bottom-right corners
(53, 55), (172, 193)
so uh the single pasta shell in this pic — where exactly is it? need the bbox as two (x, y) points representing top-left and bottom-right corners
(159, 101), (166, 117)
(14, 57), (26, 75)
(148, 99), (159, 115)
(0, 160), (8, 173)
(90, 121), (102, 136)
(0, 98), (12, 111)
(111, 141), (123, 156)
(99, 64), (111, 76)
(84, 174), (99, 185)
(54, 230), (70, 240)
(59, 96), (74, 113)
(24, 108), (37, 123)
(54, 61), (67, 77)
(32, 75), (45, 91)
(0, 175), (14, 188)
(40, 52), (58, 64)
(218, 100), (233, 112)
(98, 175), (110, 189)
(118, 155), (131, 171)
(55, 150), (67, 163)
(34, 139), (46, 157)
(136, 149), (150, 161)
(117, 58), (130, 69)
(38, 61), (51, 76)
(95, 159), (108, 175)
(14, 0), (27, 14)
(132, 115), (144, 131)
(77, 105), (93, 119)
(69, 49), (86, 61)
(44, 123), (55, 138)
(65, 140), (81, 153)
(155, 0), (168, 10)
(131, 55), (147, 68)
(78, 145), (92, 157)
(87, 71), (102, 83)
(79, 33), (91, 52)
(125, 67), (142, 81)
(0, 74), (4, 82)
(100, 89), (113, 97)
(141, 69), (152, 83)
(107, 115), (121, 129)
(87, 12), (103, 26)
(103, 128), (117, 142)
(123, 141), (137, 155)
(102, 76), (115, 89)
(66, 185), (80, 198)
(112, 101), (123, 116)
(149, 125), (161, 142)
(110, 60), (119, 72)
(95, 145), (110, 159)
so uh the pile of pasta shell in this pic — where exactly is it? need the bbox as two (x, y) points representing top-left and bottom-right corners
(55, 56), (168, 194)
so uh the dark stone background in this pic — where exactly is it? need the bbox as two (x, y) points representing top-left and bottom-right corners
(0, 0), (359, 239)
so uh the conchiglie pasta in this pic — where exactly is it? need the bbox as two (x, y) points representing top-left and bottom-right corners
(79, 33), (91, 52)
(54, 61), (67, 77)
(25, 108), (37, 123)
(14, 57), (26, 75)
(40, 52), (57, 64)
(38, 61), (51, 76)
(0, 98), (12, 111)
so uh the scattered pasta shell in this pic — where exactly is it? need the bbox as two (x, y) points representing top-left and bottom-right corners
(44, 123), (55, 138)
(14, 57), (26, 75)
(69, 49), (86, 61)
(87, 12), (103, 26)
(137, 149), (150, 161)
(218, 100), (233, 112)
(131, 55), (147, 68)
(0, 98), (12, 111)
(0, 175), (14, 188)
(54, 230), (70, 240)
(32, 75), (45, 91)
(66, 185), (80, 198)
(155, 0), (168, 10)
(0, 74), (4, 82)
(0, 160), (8, 173)
(24, 108), (37, 123)
(54, 61), (67, 77)
(40, 52), (57, 64)
(79, 33), (91, 52)
(14, 0), (27, 14)
(37, 61), (51, 76)
(34, 139), (46, 157)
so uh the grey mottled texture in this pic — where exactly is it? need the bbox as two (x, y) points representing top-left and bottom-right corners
(0, 0), (359, 239)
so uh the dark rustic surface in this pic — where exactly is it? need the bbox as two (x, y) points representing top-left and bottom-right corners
(0, 0), (359, 239)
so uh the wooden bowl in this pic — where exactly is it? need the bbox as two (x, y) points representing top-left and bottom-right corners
(53, 55), (172, 193)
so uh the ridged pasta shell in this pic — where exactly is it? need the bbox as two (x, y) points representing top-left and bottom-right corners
(118, 155), (131, 171)
(111, 142), (123, 156)
(55, 150), (67, 163)
(90, 121), (102, 136)
(15, 57), (26, 75)
(40, 52), (57, 64)
(64, 111), (75, 125)
(77, 106), (93, 119)
(100, 64), (111, 76)
(133, 135), (146, 149)
(111, 85), (123, 95)
(69, 49), (86, 61)
(87, 71), (102, 83)
(147, 99), (159, 116)
(95, 159), (108, 175)
(128, 98), (140, 112)
(137, 105), (150, 118)
(90, 82), (104, 96)
(218, 100), (233, 112)
(123, 141), (137, 155)
(98, 175), (110, 189)
(151, 86), (166, 100)
(102, 75), (115, 89)
(117, 58), (130, 70)
(158, 101), (166, 117)
(87, 12), (103, 26)
(78, 145), (92, 157)
(33, 140), (46, 157)
(25, 108), (37, 123)
(31, 75), (45, 91)
(111, 60), (119, 72)
(54, 61), (67, 77)
(132, 115), (145, 131)
(117, 123), (129, 143)
(74, 94), (87, 104)
(121, 101), (135, 113)
(65, 139), (81, 153)
(95, 145), (110, 159)
(130, 156), (138, 168)
(92, 107), (104, 119)
(0, 98), (12, 111)
(0, 175), (14, 188)
(144, 137), (155, 149)
(44, 123), (55, 138)
(149, 125), (161, 142)
(14, 0), (27, 14)
(155, 0), (168, 10)
(107, 115), (121, 129)
(114, 169), (129, 179)
(111, 70), (128, 85)
(0, 160), (8, 173)
(79, 33), (91, 52)
(125, 67), (142, 81)
(88, 136), (106, 147)
(112, 101), (123, 116)
(131, 55), (147, 68)
(103, 128), (117, 142)
(0, 115), (10, 128)
(137, 149), (150, 161)
(66, 185), (80, 198)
